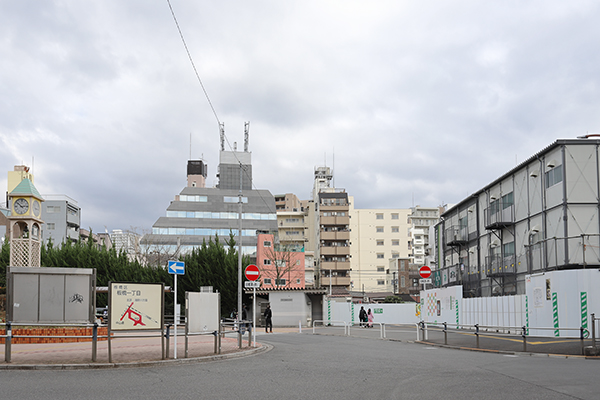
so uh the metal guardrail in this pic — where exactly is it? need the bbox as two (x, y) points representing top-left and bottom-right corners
(347, 321), (386, 339)
(312, 320), (387, 339)
(418, 321), (592, 355)
(2, 322), (101, 363)
(2, 317), (257, 363)
(312, 320), (348, 335)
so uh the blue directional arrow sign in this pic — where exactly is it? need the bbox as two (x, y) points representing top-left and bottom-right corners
(168, 260), (185, 275)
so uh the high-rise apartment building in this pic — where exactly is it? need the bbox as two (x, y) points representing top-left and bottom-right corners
(350, 208), (411, 293)
(408, 206), (442, 266)
(304, 166), (351, 292)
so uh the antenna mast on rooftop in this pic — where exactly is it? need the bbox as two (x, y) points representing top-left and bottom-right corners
(219, 122), (225, 151)
(244, 122), (250, 152)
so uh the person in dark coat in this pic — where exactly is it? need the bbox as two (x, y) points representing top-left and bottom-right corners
(359, 306), (367, 327)
(264, 304), (273, 333)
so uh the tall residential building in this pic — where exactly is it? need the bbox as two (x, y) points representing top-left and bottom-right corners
(350, 208), (411, 293)
(274, 193), (302, 211)
(274, 193), (313, 285)
(306, 166), (351, 292)
(408, 205), (442, 266)
(111, 229), (141, 261)
(435, 137), (600, 297)
(41, 195), (80, 246)
(141, 138), (277, 261)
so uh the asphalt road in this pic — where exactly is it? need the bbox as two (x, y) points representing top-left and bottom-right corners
(1, 333), (598, 400)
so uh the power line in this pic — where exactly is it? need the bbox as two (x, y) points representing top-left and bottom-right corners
(165, 2), (277, 216)
(165, 0), (221, 126)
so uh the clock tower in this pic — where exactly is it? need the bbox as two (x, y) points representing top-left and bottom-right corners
(8, 178), (44, 267)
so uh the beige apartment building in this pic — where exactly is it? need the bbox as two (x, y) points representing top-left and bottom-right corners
(275, 193), (315, 286)
(350, 207), (412, 293)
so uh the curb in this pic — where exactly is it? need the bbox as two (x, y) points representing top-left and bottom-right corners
(415, 340), (591, 359)
(0, 343), (272, 370)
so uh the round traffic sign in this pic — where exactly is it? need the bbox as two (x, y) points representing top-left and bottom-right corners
(244, 264), (260, 281)
(419, 266), (432, 279)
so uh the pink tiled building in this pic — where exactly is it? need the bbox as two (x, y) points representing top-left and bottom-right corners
(256, 233), (305, 288)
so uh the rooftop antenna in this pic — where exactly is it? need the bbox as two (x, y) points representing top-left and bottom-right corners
(244, 122), (250, 152)
(219, 122), (225, 151)
(332, 148), (335, 188)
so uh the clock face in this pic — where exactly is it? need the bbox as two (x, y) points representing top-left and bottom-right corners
(14, 198), (29, 215)
(33, 200), (41, 217)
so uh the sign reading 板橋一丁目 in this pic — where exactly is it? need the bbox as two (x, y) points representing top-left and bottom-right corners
(109, 283), (163, 331)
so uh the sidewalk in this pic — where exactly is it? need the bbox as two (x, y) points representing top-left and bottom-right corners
(0, 329), (297, 369)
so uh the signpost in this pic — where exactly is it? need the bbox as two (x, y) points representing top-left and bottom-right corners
(168, 260), (185, 359)
(244, 264), (260, 347)
(419, 266), (432, 291)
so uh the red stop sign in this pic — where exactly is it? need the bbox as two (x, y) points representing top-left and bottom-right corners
(245, 264), (260, 281)
(419, 266), (432, 279)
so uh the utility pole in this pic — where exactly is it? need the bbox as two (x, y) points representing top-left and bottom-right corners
(237, 162), (243, 347)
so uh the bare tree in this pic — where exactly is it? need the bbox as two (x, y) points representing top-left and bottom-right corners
(261, 235), (302, 288)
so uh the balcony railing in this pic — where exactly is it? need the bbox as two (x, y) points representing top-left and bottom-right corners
(484, 204), (514, 229)
(485, 254), (516, 276)
(445, 226), (468, 246)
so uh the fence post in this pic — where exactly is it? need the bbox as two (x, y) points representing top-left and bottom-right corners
(580, 326), (585, 356)
(475, 324), (479, 348)
(92, 322), (98, 362)
(522, 325), (527, 352)
(5, 321), (11, 363)
(165, 324), (171, 359)
(443, 322), (448, 345)
(592, 313), (596, 349)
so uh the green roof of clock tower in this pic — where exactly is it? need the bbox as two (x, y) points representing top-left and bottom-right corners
(9, 178), (43, 200)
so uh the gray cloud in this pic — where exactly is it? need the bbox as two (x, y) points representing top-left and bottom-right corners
(2, 1), (600, 233)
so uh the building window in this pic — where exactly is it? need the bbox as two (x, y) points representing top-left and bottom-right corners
(391, 213), (399, 220)
(392, 252), (399, 258)
(377, 266), (385, 272)
(377, 240), (384, 246)
(263, 278), (271, 284)
(376, 213), (383, 220)
(263, 259), (271, 265)
(391, 226), (399, 233)
(376, 226), (384, 233)
(392, 240), (399, 246)
(263, 241), (271, 247)
(47, 206), (60, 213)
(401, 276), (406, 287)
(47, 223), (55, 230)
(276, 279), (286, 286)
(224, 196), (248, 203)
(296, 278), (301, 284)
(545, 164), (563, 188)
(502, 192), (514, 209)
(377, 280), (385, 285)
(376, 253), (384, 259)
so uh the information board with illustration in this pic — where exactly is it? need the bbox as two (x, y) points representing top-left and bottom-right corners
(109, 282), (163, 331)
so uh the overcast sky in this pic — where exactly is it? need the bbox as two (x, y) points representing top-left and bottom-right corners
(2, 1), (600, 234)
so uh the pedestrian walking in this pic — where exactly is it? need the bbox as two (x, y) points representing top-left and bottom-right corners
(264, 304), (273, 333)
(359, 306), (367, 327)
(367, 308), (374, 328)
